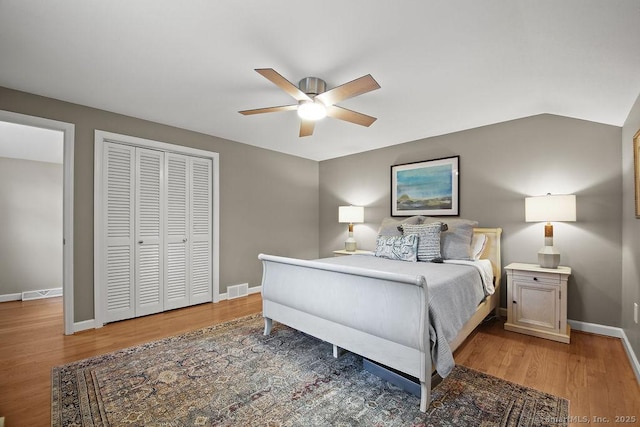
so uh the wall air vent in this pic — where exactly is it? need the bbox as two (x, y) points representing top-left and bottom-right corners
(22, 287), (63, 301)
(227, 283), (249, 300)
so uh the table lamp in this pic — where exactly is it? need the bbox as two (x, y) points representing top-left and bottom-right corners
(338, 206), (364, 252)
(525, 194), (576, 268)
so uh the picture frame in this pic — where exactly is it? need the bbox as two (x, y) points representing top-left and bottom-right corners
(634, 129), (640, 218)
(391, 155), (459, 216)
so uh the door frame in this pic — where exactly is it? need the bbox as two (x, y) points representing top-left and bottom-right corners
(0, 110), (75, 335)
(93, 130), (220, 327)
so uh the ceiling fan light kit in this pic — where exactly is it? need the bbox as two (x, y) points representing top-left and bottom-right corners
(239, 68), (380, 137)
(297, 100), (327, 121)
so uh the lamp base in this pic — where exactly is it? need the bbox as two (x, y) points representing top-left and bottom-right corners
(538, 245), (560, 269)
(345, 234), (357, 252)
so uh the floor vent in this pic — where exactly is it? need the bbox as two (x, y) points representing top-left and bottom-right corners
(227, 283), (249, 300)
(22, 287), (63, 301)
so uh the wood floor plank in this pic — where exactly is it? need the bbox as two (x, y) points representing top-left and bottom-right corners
(1, 296), (639, 426)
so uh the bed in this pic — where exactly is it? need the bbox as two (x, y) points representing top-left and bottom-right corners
(259, 225), (502, 412)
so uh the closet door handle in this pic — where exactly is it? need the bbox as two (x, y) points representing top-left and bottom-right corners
(138, 240), (144, 244)
(183, 238), (188, 243)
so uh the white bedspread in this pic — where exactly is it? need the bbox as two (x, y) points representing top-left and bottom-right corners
(444, 258), (495, 295)
(316, 255), (491, 377)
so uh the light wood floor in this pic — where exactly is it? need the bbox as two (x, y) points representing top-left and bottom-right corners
(1, 296), (639, 426)
(456, 318), (640, 425)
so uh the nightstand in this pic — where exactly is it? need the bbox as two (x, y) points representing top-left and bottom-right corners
(333, 249), (374, 257)
(504, 263), (571, 343)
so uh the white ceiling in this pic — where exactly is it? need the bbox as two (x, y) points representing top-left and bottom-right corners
(1, 1), (639, 161)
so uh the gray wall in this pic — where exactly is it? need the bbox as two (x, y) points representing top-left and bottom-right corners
(0, 86), (320, 322)
(0, 84), (629, 333)
(622, 92), (640, 359)
(319, 114), (622, 326)
(0, 157), (63, 294)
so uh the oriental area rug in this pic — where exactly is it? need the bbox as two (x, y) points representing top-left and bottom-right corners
(52, 314), (569, 426)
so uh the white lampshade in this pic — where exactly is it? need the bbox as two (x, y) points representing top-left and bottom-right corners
(525, 194), (576, 223)
(525, 194), (576, 269)
(338, 206), (364, 223)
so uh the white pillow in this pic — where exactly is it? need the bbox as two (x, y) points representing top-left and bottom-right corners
(471, 234), (487, 260)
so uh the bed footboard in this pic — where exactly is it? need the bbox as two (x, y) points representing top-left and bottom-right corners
(258, 253), (431, 412)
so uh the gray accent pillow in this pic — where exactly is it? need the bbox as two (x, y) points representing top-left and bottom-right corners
(422, 217), (479, 260)
(377, 216), (425, 237)
(375, 234), (419, 262)
(400, 222), (442, 262)
(441, 222), (477, 260)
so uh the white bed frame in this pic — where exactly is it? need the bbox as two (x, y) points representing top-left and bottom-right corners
(259, 227), (502, 412)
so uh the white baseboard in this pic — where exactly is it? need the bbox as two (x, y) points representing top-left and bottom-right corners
(568, 319), (623, 338)
(0, 293), (22, 302)
(495, 310), (639, 384)
(0, 288), (63, 302)
(621, 331), (640, 384)
(568, 319), (640, 384)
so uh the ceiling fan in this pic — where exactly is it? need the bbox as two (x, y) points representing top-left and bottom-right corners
(239, 68), (380, 137)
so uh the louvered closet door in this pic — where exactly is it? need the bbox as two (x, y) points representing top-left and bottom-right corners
(135, 148), (165, 317)
(104, 142), (136, 323)
(189, 157), (212, 305)
(164, 153), (189, 310)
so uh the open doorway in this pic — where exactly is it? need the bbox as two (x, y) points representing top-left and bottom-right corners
(0, 111), (74, 334)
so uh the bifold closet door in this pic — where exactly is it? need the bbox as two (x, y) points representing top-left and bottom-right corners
(103, 142), (136, 323)
(102, 142), (211, 323)
(164, 154), (189, 310)
(134, 148), (164, 317)
(103, 143), (164, 322)
(189, 157), (212, 305)
(164, 154), (213, 308)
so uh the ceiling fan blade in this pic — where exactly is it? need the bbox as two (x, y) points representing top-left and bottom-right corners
(299, 120), (315, 137)
(239, 104), (298, 115)
(315, 74), (380, 106)
(326, 105), (377, 127)
(255, 68), (312, 102)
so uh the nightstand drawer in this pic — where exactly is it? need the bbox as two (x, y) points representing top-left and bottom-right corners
(512, 271), (560, 285)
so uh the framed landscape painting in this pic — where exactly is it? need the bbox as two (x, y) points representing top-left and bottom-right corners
(391, 156), (459, 216)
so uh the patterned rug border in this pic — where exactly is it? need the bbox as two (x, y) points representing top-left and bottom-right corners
(52, 313), (569, 426)
(449, 364), (571, 411)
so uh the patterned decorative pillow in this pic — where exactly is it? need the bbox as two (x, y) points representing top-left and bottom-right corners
(375, 234), (419, 262)
(400, 222), (442, 262)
